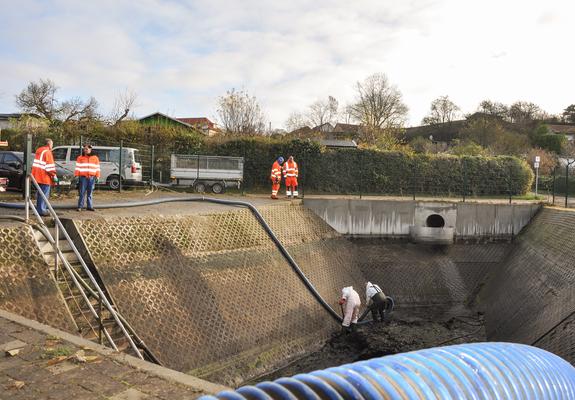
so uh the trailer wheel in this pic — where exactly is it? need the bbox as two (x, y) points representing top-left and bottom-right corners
(211, 182), (225, 194)
(194, 182), (206, 193)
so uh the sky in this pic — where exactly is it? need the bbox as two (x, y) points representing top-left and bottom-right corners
(0, 0), (574, 129)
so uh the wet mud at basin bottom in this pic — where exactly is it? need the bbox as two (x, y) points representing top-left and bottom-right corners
(250, 310), (485, 383)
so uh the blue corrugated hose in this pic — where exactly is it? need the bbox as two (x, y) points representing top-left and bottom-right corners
(200, 342), (575, 400)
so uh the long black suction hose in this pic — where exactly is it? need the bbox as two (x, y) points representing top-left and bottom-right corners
(0, 196), (346, 323)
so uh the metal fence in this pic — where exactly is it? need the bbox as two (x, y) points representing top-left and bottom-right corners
(537, 164), (575, 208)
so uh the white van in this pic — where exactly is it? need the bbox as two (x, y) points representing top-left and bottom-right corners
(52, 145), (143, 189)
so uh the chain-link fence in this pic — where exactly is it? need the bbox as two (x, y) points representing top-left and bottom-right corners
(538, 163), (575, 208)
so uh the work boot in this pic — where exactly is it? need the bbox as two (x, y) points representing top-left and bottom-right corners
(341, 325), (351, 334)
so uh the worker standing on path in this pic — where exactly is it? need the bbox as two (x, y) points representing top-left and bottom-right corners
(282, 155), (299, 198)
(339, 286), (361, 333)
(270, 156), (284, 200)
(365, 281), (388, 322)
(75, 144), (100, 211)
(31, 138), (58, 216)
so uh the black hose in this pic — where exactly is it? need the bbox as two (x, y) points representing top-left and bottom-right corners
(0, 196), (345, 323)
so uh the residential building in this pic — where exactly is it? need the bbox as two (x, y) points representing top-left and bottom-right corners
(138, 112), (219, 136)
(547, 124), (575, 142)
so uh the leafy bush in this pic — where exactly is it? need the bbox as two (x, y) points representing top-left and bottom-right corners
(198, 137), (533, 196)
(532, 134), (567, 154)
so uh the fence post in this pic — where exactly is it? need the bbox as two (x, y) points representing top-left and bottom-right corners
(566, 163), (570, 208)
(150, 145), (155, 186)
(552, 166), (556, 205)
(24, 133), (32, 219)
(508, 164), (512, 205)
(300, 150), (305, 199)
(241, 141), (246, 196)
(359, 152), (363, 199)
(119, 140), (123, 193)
(412, 161), (416, 201)
(462, 158), (467, 202)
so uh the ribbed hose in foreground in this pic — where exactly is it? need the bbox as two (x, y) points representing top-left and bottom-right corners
(200, 342), (575, 400)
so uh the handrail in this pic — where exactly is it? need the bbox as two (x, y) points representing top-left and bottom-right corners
(25, 186), (119, 350)
(26, 175), (145, 359)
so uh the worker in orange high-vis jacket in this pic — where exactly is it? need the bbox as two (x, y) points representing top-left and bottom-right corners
(270, 156), (284, 199)
(282, 155), (299, 198)
(31, 138), (58, 216)
(74, 144), (100, 212)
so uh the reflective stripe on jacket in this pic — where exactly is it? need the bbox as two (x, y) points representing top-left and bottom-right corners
(74, 155), (101, 178)
(282, 160), (298, 178)
(31, 146), (56, 185)
(271, 161), (282, 180)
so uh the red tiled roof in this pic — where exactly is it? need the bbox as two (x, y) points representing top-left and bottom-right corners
(176, 117), (215, 128)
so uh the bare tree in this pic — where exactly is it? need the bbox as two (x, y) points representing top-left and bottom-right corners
(422, 95), (461, 125)
(216, 88), (266, 136)
(15, 78), (99, 123)
(15, 79), (59, 121)
(348, 73), (408, 144)
(61, 96), (99, 122)
(285, 111), (308, 132)
(340, 104), (356, 124)
(508, 101), (545, 125)
(284, 96), (339, 132)
(477, 100), (509, 119)
(308, 96), (338, 128)
(109, 89), (138, 125)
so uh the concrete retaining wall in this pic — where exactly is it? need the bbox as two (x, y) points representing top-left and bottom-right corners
(304, 199), (540, 239)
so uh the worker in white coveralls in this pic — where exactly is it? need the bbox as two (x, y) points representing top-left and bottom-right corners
(365, 281), (387, 322)
(339, 286), (361, 333)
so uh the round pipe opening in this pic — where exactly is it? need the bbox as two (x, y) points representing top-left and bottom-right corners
(426, 214), (445, 228)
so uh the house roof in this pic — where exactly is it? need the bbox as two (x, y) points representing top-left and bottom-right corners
(319, 139), (358, 148)
(548, 124), (575, 135)
(333, 123), (361, 133)
(312, 122), (334, 131)
(176, 117), (215, 127)
(138, 112), (192, 128)
(0, 113), (40, 121)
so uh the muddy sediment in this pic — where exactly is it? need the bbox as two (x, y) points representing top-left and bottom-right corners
(252, 310), (485, 382)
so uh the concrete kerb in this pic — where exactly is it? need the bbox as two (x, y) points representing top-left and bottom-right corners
(0, 308), (230, 394)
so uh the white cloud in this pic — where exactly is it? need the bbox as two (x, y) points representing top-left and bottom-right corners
(0, 0), (573, 129)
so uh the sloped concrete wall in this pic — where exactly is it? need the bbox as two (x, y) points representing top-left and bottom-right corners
(72, 204), (365, 386)
(0, 223), (75, 333)
(483, 207), (575, 363)
(356, 240), (510, 309)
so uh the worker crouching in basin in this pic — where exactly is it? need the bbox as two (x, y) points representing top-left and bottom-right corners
(339, 286), (361, 333)
(365, 281), (388, 322)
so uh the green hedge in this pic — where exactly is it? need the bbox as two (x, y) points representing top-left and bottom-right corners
(199, 138), (534, 196)
(8, 128), (533, 195)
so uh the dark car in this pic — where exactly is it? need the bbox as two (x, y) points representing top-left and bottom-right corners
(0, 151), (25, 190)
(0, 151), (76, 191)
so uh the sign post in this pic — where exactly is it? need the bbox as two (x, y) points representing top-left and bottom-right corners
(534, 156), (541, 196)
